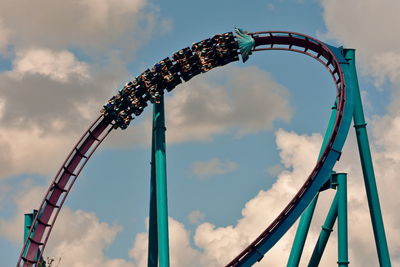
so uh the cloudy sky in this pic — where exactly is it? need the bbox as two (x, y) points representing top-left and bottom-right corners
(1, 0), (399, 266)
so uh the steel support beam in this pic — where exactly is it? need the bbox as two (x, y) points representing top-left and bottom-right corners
(337, 173), (349, 267)
(344, 49), (391, 267)
(287, 195), (318, 267)
(23, 210), (45, 266)
(308, 193), (338, 267)
(287, 102), (338, 267)
(152, 96), (170, 267)
(148, 115), (159, 267)
(23, 211), (37, 259)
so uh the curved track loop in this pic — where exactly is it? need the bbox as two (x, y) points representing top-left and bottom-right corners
(17, 30), (353, 267)
(226, 31), (352, 266)
(17, 116), (113, 266)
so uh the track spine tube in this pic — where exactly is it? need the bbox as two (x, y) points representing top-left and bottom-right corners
(287, 102), (338, 267)
(337, 173), (348, 267)
(153, 95), (170, 267)
(344, 49), (391, 267)
(308, 192), (338, 267)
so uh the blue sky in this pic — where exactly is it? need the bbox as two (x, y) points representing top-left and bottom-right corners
(0, 0), (399, 266)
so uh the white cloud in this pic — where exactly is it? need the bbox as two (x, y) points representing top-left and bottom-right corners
(0, 184), (45, 243)
(192, 129), (323, 266)
(0, 19), (9, 53)
(188, 210), (206, 224)
(129, 217), (201, 267)
(165, 66), (292, 143)
(370, 52), (400, 87)
(0, 97), (5, 119)
(118, 124), (392, 266)
(0, 0), (174, 180)
(46, 209), (135, 267)
(191, 124), (400, 266)
(0, 48), (130, 179)
(0, 184), (136, 267)
(0, 126), (82, 178)
(267, 164), (285, 177)
(191, 158), (238, 177)
(0, 0), (165, 55)
(11, 49), (90, 82)
(321, 0), (400, 86)
(372, 115), (400, 161)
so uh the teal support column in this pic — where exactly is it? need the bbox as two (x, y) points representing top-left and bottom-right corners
(287, 195), (318, 267)
(23, 211), (37, 258)
(337, 173), (349, 267)
(153, 95), (170, 267)
(23, 210), (45, 266)
(148, 117), (158, 267)
(24, 211), (36, 246)
(344, 49), (391, 266)
(308, 193), (338, 267)
(287, 102), (338, 267)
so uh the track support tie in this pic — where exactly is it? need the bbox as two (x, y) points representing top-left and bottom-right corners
(63, 166), (77, 176)
(331, 148), (342, 161)
(326, 53), (333, 66)
(45, 199), (60, 208)
(304, 37), (310, 52)
(21, 257), (38, 264)
(319, 180), (331, 192)
(288, 33), (294, 49)
(51, 182), (67, 193)
(321, 225), (334, 233)
(88, 130), (100, 141)
(354, 123), (367, 129)
(153, 126), (167, 131)
(37, 218), (51, 227)
(254, 248), (264, 262)
(75, 148), (88, 158)
(315, 43), (323, 58)
(28, 237), (44, 246)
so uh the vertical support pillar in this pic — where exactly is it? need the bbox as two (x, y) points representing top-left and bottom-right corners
(344, 49), (391, 266)
(287, 195), (318, 267)
(287, 102), (338, 267)
(23, 210), (45, 266)
(23, 210), (37, 258)
(337, 173), (349, 267)
(148, 117), (158, 266)
(152, 95), (170, 267)
(308, 193), (338, 267)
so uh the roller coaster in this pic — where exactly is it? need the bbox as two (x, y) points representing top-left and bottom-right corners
(17, 28), (392, 266)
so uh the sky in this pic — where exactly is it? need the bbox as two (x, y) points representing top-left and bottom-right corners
(0, 0), (399, 266)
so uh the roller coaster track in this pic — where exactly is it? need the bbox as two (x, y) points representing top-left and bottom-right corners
(225, 31), (353, 266)
(17, 30), (354, 266)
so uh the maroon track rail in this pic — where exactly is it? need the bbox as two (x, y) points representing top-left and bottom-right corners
(226, 31), (347, 266)
(17, 116), (113, 266)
